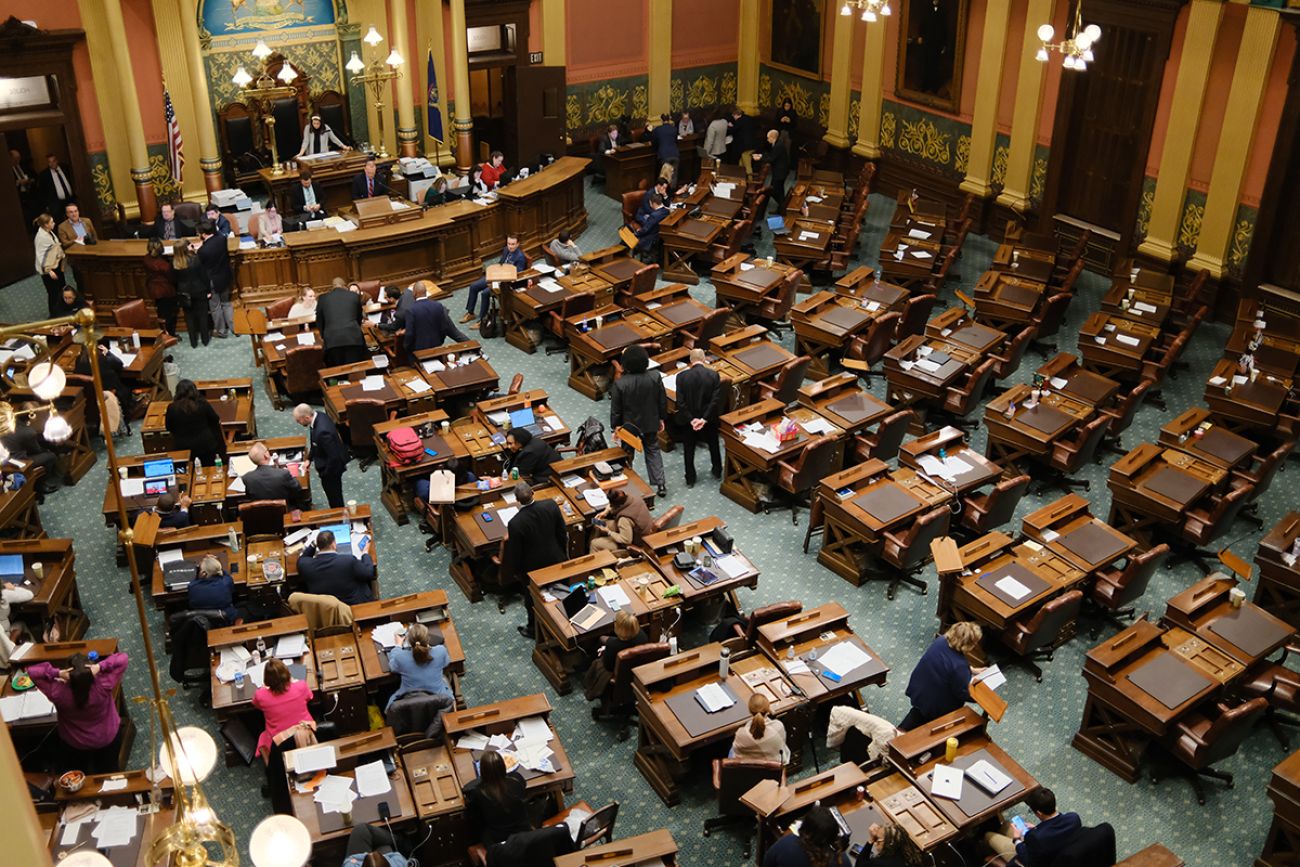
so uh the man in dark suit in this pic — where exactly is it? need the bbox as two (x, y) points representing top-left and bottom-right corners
(675, 349), (722, 487)
(403, 285), (467, 352)
(37, 153), (75, 215)
(502, 482), (568, 638)
(152, 202), (196, 241)
(350, 156), (392, 199)
(297, 529), (375, 606)
(288, 167), (325, 229)
(295, 404), (349, 508)
(241, 442), (307, 514)
(315, 281), (367, 366)
(153, 493), (192, 529)
(195, 221), (234, 338)
(502, 427), (561, 484)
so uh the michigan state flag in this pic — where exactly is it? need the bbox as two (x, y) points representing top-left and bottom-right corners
(426, 49), (444, 143)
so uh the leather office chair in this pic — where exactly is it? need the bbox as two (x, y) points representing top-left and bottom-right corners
(1028, 293), (1071, 357)
(1087, 544), (1169, 635)
(752, 270), (799, 334)
(998, 589), (1083, 682)
(1100, 379), (1152, 455)
(622, 190), (647, 231)
(757, 356), (812, 407)
(940, 358), (998, 430)
(681, 307), (731, 350)
(650, 504), (684, 533)
(546, 292), (595, 357)
(844, 312), (901, 385)
(265, 296), (296, 320)
(1154, 697), (1267, 804)
(876, 506), (950, 599)
(592, 641), (670, 741)
(279, 345), (325, 407)
(990, 325), (1036, 381)
(703, 758), (785, 858)
(895, 294), (937, 341)
(507, 373), (524, 395)
(238, 499), (287, 539)
(958, 474), (1031, 537)
(1035, 414), (1110, 496)
(1235, 438), (1295, 528)
(769, 434), (838, 525)
(1167, 484), (1252, 572)
(346, 398), (389, 471)
(1236, 645), (1300, 749)
(851, 409), (915, 464)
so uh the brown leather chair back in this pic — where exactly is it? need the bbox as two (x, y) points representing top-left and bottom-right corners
(975, 474), (1031, 532)
(1035, 293), (1071, 339)
(611, 642), (670, 706)
(891, 507), (951, 571)
(265, 296), (296, 320)
(284, 345), (325, 395)
(346, 398), (388, 450)
(768, 356), (812, 406)
(744, 600), (803, 644)
(857, 409), (915, 462)
(779, 435), (839, 496)
(897, 294), (937, 340)
(650, 504), (684, 533)
(239, 499), (287, 538)
(1190, 698), (1268, 768)
(1106, 543), (1170, 611)
(631, 264), (659, 296)
(507, 373), (524, 395)
(622, 190), (647, 227)
(1010, 589), (1083, 655)
(114, 299), (154, 330)
(715, 758), (784, 817)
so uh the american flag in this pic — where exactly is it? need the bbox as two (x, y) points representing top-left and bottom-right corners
(164, 88), (184, 183)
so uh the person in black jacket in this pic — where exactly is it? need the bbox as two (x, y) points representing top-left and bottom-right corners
(316, 281), (368, 366)
(287, 167), (326, 229)
(350, 156), (392, 199)
(610, 343), (668, 497)
(297, 529), (375, 606)
(503, 482), (567, 637)
(241, 441), (306, 514)
(756, 129), (792, 210)
(502, 427), (560, 484)
(403, 288), (467, 352)
(194, 221), (233, 338)
(675, 348), (722, 487)
(294, 404), (349, 508)
(165, 379), (226, 467)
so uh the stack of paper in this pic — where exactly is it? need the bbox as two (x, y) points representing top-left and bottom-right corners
(314, 775), (357, 814)
(371, 621), (405, 648)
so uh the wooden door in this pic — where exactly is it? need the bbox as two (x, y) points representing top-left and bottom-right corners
(1040, 0), (1180, 262)
(504, 65), (566, 168)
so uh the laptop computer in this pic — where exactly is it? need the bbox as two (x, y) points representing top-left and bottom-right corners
(766, 215), (790, 236)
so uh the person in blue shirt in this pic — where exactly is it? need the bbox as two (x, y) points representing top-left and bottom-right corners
(985, 787), (1084, 866)
(900, 621), (984, 730)
(186, 555), (239, 624)
(341, 825), (411, 867)
(460, 233), (528, 325)
(385, 623), (452, 710)
(634, 193), (670, 262)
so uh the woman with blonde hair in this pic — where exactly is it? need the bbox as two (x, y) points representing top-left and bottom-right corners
(731, 692), (788, 762)
(900, 621), (985, 730)
(385, 622), (452, 710)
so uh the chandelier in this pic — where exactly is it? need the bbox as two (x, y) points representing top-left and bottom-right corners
(1036, 3), (1101, 71)
(840, 0), (891, 23)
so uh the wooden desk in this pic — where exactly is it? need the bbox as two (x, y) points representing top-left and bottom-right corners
(939, 531), (1086, 631)
(1036, 352), (1121, 409)
(1256, 512), (1300, 628)
(141, 378), (257, 453)
(719, 399), (843, 513)
(1157, 407), (1258, 470)
(1072, 618), (1241, 781)
(443, 693), (575, 812)
(566, 307), (671, 400)
(792, 291), (888, 380)
(352, 591), (464, 698)
(1020, 493), (1137, 573)
(984, 383), (1095, 467)
(412, 341), (499, 411)
(755, 602), (890, 702)
(0, 537), (85, 641)
(553, 830), (678, 866)
(639, 515), (761, 608)
(1078, 312), (1162, 381)
(1106, 443), (1226, 545)
(372, 409), (460, 524)
(1162, 573), (1295, 667)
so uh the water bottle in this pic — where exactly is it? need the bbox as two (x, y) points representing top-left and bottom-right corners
(718, 646), (730, 679)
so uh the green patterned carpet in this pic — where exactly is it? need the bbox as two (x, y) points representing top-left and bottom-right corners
(2, 180), (1283, 867)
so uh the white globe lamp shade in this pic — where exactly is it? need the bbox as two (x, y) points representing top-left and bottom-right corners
(250, 815), (312, 867)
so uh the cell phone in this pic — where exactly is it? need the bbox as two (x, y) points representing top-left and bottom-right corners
(1011, 815), (1030, 836)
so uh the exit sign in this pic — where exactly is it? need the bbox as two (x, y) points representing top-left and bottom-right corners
(529, 51), (543, 64)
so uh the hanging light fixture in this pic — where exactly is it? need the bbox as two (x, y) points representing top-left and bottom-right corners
(1036, 2), (1101, 70)
(840, 0), (891, 21)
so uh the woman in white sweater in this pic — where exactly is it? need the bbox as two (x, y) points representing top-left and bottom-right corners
(731, 693), (788, 763)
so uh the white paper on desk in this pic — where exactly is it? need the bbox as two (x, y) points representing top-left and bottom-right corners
(371, 621), (405, 648)
(119, 477), (145, 497)
(495, 505), (520, 525)
(714, 553), (749, 580)
(292, 745), (338, 774)
(696, 682), (735, 713)
(741, 431), (782, 454)
(560, 474), (585, 488)
(1133, 302), (1158, 313)
(908, 229), (932, 240)
(109, 350), (137, 367)
(818, 641), (872, 677)
(156, 548), (184, 566)
(1232, 374), (1248, 386)
(422, 359), (447, 373)
(514, 716), (554, 744)
(361, 374), (384, 391)
(912, 250), (933, 260)
(598, 584), (631, 610)
(404, 377), (432, 394)
(740, 262), (755, 271)
(661, 373), (678, 393)
(92, 806), (138, 848)
(930, 764), (965, 800)
(275, 633), (308, 659)
(975, 664), (1007, 691)
(354, 759), (392, 797)
(99, 776), (128, 792)
(994, 575), (1032, 601)
(800, 417), (835, 435)
(1115, 334), (1140, 347)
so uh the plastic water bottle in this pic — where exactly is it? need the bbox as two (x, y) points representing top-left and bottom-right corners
(718, 646), (730, 679)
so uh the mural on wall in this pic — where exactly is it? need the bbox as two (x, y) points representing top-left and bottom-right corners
(203, 0), (336, 35)
(770, 0), (824, 76)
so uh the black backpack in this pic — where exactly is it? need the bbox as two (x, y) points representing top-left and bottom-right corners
(574, 415), (608, 454)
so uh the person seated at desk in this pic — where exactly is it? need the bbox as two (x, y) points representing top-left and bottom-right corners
(0, 404), (59, 496)
(242, 441), (306, 516)
(985, 787), (1083, 867)
(317, 278), (368, 367)
(154, 492), (192, 529)
(731, 693), (787, 763)
(29, 651), (130, 774)
(858, 822), (916, 867)
(503, 481), (567, 639)
(634, 193), (670, 263)
(257, 204), (284, 246)
(251, 657), (315, 814)
(287, 286), (317, 321)
(403, 283), (467, 352)
(900, 621), (985, 731)
(384, 622), (452, 711)
(480, 151), (508, 191)
(341, 826), (413, 867)
(351, 155), (393, 200)
(764, 805), (852, 867)
(187, 554), (239, 624)
(460, 233), (528, 325)
(548, 230), (582, 265)
(298, 528), (376, 606)
(204, 204), (232, 237)
(152, 200), (195, 241)
(465, 750), (575, 865)
(297, 114), (349, 158)
(166, 378), (226, 467)
(50, 284), (88, 318)
(589, 487), (653, 554)
(422, 176), (453, 208)
(502, 427), (560, 485)
(289, 167), (326, 229)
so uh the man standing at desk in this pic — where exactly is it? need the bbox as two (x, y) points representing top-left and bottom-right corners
(503, 482), (567, 638)
(294, 404), (349, 509)
(403, 283), (467, 352)
(241, 442), (307, 516)
(297, 529), (376, 606)
(610, 343), (668, 498)
(288, 167), (325, 229)
(351, 156), (392, 199)
(316, 279), (367, 366)
(460, 233), (528, 326)
(675, 349), (722, 488)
